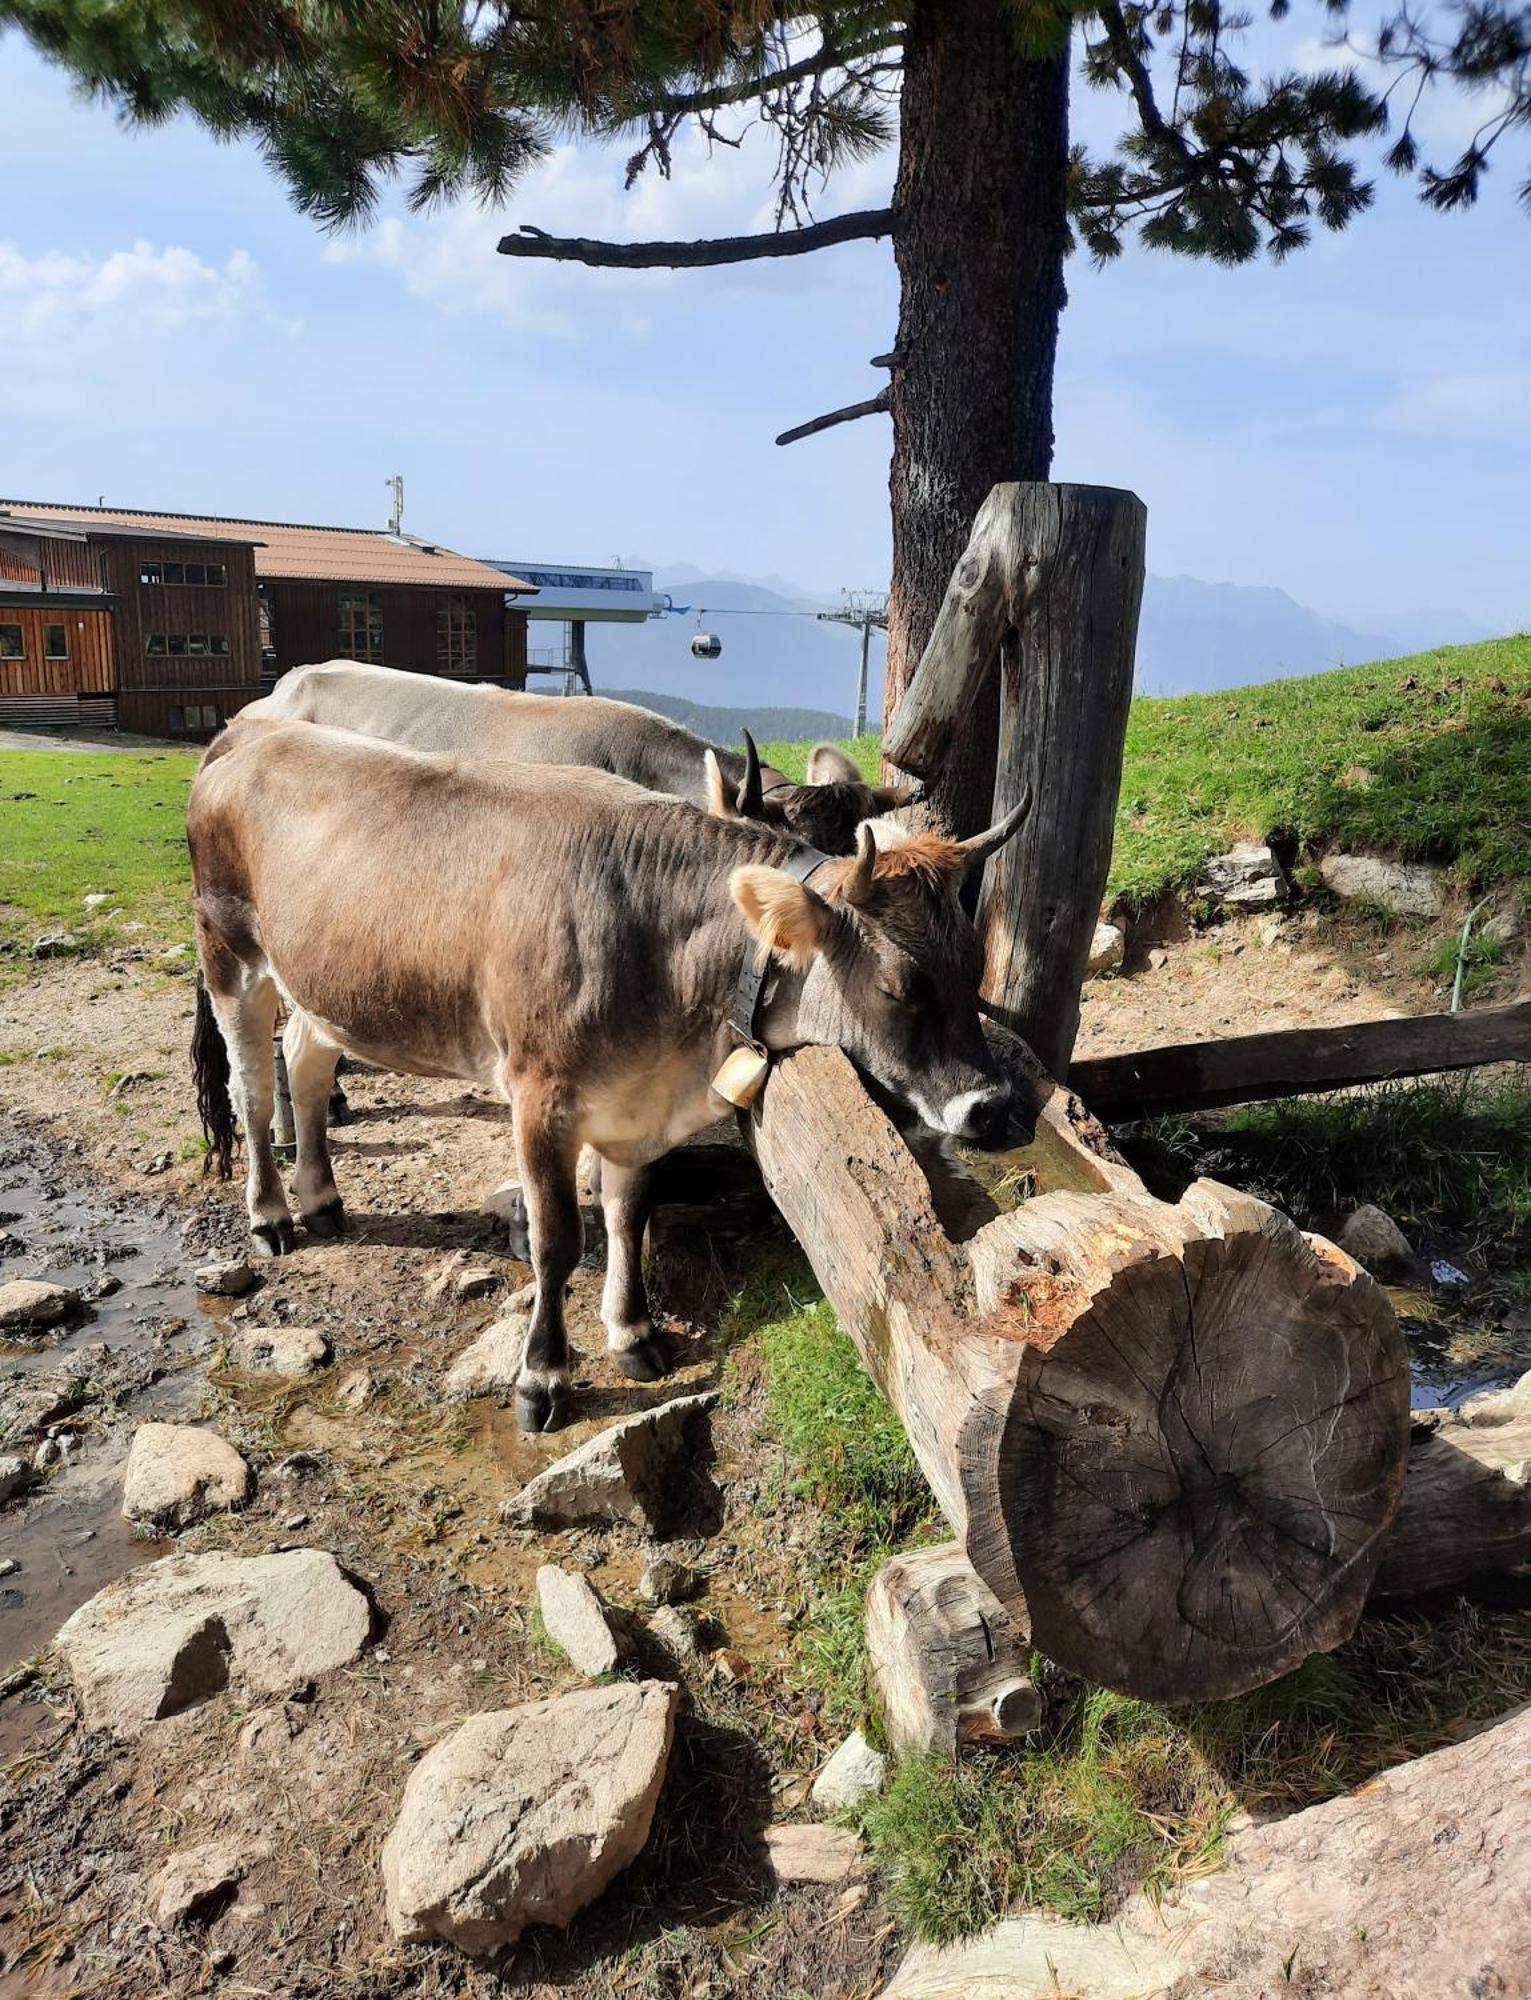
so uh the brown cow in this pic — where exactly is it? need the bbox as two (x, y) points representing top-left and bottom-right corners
(246, 660), (916, 855)
(188, 718), (1026, 1432)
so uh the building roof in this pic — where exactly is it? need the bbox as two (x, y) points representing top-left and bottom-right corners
(0, 502), (534, 595)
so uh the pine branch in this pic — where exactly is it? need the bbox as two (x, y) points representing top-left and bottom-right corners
(775, 390), (891, 445)
(497, 209), (895, 268)
(633, 33), (903, 121)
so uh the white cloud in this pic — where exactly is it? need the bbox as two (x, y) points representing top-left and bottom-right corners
(0, 238), (297, 349)
(324, 123), (894, 338)
(1381, 366), (1531, 438)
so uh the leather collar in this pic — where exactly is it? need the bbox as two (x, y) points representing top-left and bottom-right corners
(729, 844), (833, 1048)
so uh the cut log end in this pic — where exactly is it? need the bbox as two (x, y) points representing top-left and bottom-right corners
(969, 1197), (1411, 1702)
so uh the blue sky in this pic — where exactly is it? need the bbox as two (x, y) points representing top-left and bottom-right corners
(2, 20), (1528, 635)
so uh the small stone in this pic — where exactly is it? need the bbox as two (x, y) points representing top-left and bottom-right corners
(334, 1368), (375, 1411)
(31, 933), (78, 960)
(238, 1703), (306, 1760)
(453, 1267), (498, 1301)
(503, 1393), (717, 1537)
(1335, 1204), (1415, 1280)
(122, 1423), (252, 1530)
(33, 1437), (62, 1471)
(283, 1513), (309, 1532)
(0, 1454), (34, 1506)
(195, 1260), (256, 1298)
(0, 1279), (80, 1333)
(1196, 842), (1289, 909)
(84, 1274), (121, 1301)
(141, 1152), (173, 1177)
(153, 1844), (247, 1928)
(445, 1315), (528, 1400)
(536, 1564), (623, 1677)
(1086, 922), (1125, 978)
(0, 1558), (18, 1577)
(811, 1730), (887, 1812)
(638, 1556), (699, 1606)
(764, 1823), (863, 1886)
(647, 1604), (703, 1661)
(1147, 947), (1169, 971)
(381, 1681), (678, 1955)
(227, 1326), (331, 1376)
(710, 1647), (749, 1685)
(82, 892), (112, 910)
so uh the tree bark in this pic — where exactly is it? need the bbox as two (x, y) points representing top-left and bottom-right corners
(884, 0), (1071, 843)
(745, 1024), (1410, 1704)
(1374, 1402), (1531, 1599)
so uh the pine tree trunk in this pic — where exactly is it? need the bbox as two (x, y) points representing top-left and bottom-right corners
(884, 0), (1070, 839)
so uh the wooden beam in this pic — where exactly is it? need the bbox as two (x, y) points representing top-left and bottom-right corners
(1068, 999), (1531, 1122)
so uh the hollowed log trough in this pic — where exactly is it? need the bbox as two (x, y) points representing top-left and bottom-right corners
(746, 1026), (1411, 1704)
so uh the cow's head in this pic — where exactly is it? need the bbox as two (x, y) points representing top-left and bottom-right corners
(730, 797), (1029, 1144)
(705, 733), (921, 856)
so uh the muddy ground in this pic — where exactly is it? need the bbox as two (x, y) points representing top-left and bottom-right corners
(0, 908), (1523, 1999)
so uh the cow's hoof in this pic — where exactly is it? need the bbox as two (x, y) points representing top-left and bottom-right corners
(515, 1380), (571, 1434)
(302, 1200), (346, 1241)
(251, 1216), (298, 1258)
(613, 1332), (673, 1382)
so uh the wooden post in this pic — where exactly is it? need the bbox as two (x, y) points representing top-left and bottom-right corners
(884, 484), (1145, 1077)
(746, 1023), (1410, 1704)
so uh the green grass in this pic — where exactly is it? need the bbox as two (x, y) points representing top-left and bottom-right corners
(0, 749), (198, 953)
(1224, 1071), (1531, 1243)
(773, 635), (1530, 910)
(758, 733), (882, 788)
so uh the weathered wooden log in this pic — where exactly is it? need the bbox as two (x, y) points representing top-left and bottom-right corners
(865, 1542), (1041, 1757)
(883, 1702), (1531, 1998)
(1070, 998), (1531, 1121)
(1374, 1401), (1531, 1599)
(746, 1023), (1410, 1703)
(882, 483), (1146, 1075)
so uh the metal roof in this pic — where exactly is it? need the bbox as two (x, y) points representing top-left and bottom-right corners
(0, 502), (534, 594)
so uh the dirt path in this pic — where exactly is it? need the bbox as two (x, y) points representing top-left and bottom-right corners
(0, 921), (1513, 1998)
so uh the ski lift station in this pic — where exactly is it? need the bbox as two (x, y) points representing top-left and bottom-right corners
(482, 559), (670, 694)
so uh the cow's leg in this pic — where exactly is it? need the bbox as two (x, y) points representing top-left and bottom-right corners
(203, 956), (294, 1257)
(512, 1095), (581, 1434)
(284, 1009), (345, 1237)
(598, 1157), (672, 1382)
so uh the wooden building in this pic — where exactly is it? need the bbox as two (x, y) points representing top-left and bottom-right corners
(0, 501), (534, 740)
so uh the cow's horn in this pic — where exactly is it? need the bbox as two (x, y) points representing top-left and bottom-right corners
(843, 821), (877, 904)
(736, 730), (765, 817)
(953, 786), (1033, 869)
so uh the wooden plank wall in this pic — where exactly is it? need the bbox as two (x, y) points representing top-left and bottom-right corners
(0, 532), (107, 593)
(105, 536), (263, 738)
(0, 607), (115, 695)
(267, 581), (526, 687)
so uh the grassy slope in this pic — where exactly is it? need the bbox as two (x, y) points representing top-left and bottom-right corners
(767, 633), (1531, 908)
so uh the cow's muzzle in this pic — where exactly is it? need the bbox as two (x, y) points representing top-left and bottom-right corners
(941, 1082), (1012, 1147)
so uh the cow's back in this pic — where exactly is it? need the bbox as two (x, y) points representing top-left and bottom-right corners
(247, 661), (711, 803)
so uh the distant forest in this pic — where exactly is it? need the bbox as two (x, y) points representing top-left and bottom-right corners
(602, 688), (852, 745)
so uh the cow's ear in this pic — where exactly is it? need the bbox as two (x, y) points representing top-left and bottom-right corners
(806, 743), (861, 785)
(730, 866), (829, 970)
(703, 749), (736, 819)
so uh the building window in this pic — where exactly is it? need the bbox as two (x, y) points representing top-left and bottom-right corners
(140, 558), (227, 587)
(145, 634), (231, 657)
(0, 624), (23, 660)
(44, 624), (68, 660)
(436, 596), (477, 673)
(338, 590), (384, 663)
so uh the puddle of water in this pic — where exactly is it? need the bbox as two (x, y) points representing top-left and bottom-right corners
(0, 1136), (209, 1677)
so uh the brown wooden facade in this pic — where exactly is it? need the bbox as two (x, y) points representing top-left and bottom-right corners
(263, 579), (527, 686)
(0, 600), (116, 700)
(100, 534), (262, 739)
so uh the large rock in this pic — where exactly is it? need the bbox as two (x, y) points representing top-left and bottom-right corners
(121, 1423), (252, 1529)
(55, 1548), (371, 1738)
(1336, 1203), (1415, 1279)
(0, 1453), (34, 1506)
(811, 1730), (887, 1812)
(445, 1315), (528, 1400)
(1196, 841), (1289, 909)
(226, 1325), (331, 1376)
(1320, 852), (1445, 918)
(503, 1394), (717, 1537)
(0, 1279), (80, 1333)
(381, 1680), (678, 1956)
(536, 1564), (624, 1677)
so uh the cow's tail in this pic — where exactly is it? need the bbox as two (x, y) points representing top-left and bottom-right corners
(192, 974), (237, 1181)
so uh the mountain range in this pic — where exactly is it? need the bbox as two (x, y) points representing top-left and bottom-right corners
(580, 567), (1499, 741)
